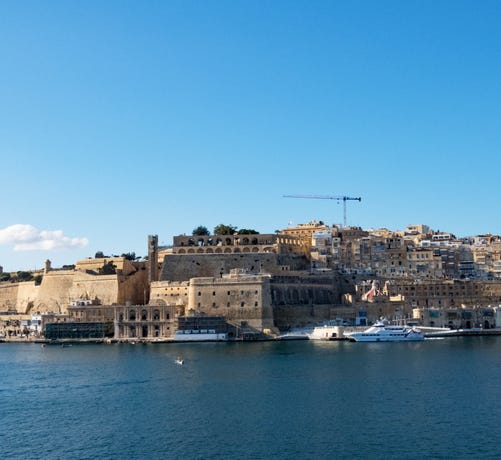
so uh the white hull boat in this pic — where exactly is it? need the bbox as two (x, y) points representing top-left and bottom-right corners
(346, 320), (424, 342)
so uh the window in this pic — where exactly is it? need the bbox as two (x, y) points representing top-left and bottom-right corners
(241, 302), (245, 307)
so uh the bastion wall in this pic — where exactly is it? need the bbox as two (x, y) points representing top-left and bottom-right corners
(0, 263), (149, 314)
(160, 253), (309, 281)
(270, 275), (342, 329)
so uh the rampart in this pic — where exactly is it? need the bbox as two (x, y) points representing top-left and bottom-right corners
(160, 253), (309, 281)
(0, 259), (149, 314)
(270, 275), (342, 329)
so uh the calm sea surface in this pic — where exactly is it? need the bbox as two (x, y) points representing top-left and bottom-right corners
(1, 338), (501, 460)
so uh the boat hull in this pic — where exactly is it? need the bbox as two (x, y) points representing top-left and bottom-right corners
(346, 320), (425, 342)
(349, 333), (424, 342)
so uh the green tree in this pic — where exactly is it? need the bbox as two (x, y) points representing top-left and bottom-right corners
(95, 251), (105, 258)
(0, 273), (11, 282)
(121, 252), (138, 261)
(98, 261), (117, 275)
(237, 228), (259, 235)
(192, 226), (210, 236)
(213, 224), (237, 235)
(16, 271), (34, 282)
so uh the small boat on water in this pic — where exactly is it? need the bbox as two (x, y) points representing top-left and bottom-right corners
(173, 329), (228, 342)
(346, 320), (424, 342)
(308, 325), (340, 341)
(175, 357), (184, 365)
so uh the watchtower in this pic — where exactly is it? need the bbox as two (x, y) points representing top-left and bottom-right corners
(148, 235), (159, 283)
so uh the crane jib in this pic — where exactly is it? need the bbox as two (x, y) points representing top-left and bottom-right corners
(283, 195), (362, 227)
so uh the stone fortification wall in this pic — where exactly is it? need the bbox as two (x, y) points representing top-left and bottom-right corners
(117, 268), (149, 305)
(160, 253), (309, 281)
(68, 272), (120, 310)
(187, 275), (275, 331)
(270, 275), (341, 329)
(273, 304), (334, 330)
(35, 270), (75, 314)
(149, 281), (189, 308)
(68, 269), (148, 309)
(0, 266), (149, 315)
(270, 275), (339, 306)
(0, 282), (22, 311)
(75, 257), (138, 276)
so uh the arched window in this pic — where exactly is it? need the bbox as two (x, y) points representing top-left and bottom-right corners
(129, 310), (136, 321)
(153, 309), (160, 321)
(141, 309), (148, 321)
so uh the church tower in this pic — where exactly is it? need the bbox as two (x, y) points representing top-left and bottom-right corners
(148, 235), (159, 283)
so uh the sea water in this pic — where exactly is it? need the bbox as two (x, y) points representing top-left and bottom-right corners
(1, 338), (501, 460)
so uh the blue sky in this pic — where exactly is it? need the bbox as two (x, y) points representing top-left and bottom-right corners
(1, 0), (501, 271)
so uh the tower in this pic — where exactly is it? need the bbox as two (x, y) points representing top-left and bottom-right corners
(148, 235), (159, 283)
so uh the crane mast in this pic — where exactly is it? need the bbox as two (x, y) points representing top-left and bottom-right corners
(283, 194), (362, 227)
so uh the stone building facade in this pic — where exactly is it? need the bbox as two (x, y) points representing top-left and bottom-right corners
(187, 271), (275, 332)
(413, 306), (498, 329)
(113, 304), (177, 340)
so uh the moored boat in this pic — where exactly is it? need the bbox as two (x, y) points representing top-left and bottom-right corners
(346, 320), (424, 342)
(173, 329), (228, 342)
(308, 325), (341, 340)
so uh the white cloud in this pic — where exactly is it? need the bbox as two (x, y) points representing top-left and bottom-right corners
(0, 224), (88, 251)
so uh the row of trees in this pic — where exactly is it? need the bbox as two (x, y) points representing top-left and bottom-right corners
(0, 271), (43, 285)
(192, 224), (259, 236)
(95, 251), (140, 261)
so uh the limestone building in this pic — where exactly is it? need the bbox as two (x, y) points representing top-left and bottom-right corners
(113, 304), (176, 340)
(187, 270), (274, 332)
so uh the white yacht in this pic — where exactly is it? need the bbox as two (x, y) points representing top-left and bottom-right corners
(346, 320), (424, 342)
(172, 329), (228, 342)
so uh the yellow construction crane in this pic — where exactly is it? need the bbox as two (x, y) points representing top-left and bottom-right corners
(283, 194), (362, 227)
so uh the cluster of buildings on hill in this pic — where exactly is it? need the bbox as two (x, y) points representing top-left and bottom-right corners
(306, 222), (501, 280)
(2, 222), (501, 341)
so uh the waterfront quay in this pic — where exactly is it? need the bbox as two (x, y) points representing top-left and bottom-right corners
(3, 325), (501, 345)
